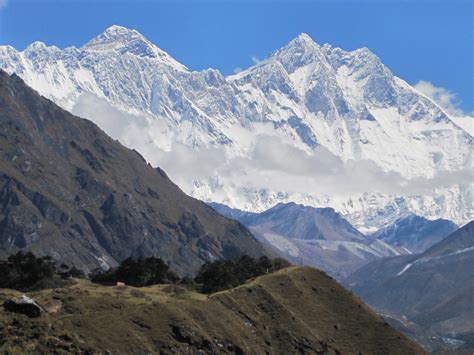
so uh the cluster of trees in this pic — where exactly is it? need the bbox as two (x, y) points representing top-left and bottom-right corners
(90, 256), (179, 287)
(195, 255), (291, 293)
(91, 255), (290, 293)
(0, 252), (291, 294)
(0, 252), (85, 291)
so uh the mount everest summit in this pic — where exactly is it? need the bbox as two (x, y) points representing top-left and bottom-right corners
(0, 25), (471, 232)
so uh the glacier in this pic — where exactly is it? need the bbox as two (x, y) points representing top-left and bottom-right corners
(0, 25), (472, 231)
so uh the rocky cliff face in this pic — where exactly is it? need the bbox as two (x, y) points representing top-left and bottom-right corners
(0, 70), (269, 274)
(1, 26), (471, 231)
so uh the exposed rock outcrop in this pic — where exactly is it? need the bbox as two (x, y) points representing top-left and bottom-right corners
(3, 295), (45, 318)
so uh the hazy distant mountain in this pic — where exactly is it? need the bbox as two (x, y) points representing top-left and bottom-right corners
(345, 221), (474, 351)
(1, 25), (471, 232)
(0, 70), (270, 275)
(370, 213), (458, 253)
(210, 202), (407, 279)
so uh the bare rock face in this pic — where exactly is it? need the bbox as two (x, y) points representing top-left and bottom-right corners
(3, 295), (45, 318)
(0, 70), (270, 275)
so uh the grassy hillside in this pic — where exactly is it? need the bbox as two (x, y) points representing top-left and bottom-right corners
(0, 266), (424, 354)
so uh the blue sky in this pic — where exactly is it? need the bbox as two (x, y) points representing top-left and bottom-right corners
(0, 0), (472, 113)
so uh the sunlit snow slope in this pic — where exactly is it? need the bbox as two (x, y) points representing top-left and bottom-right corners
(1, 26), (472, 231)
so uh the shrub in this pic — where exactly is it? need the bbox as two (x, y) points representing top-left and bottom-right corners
(178, 276), (197, 290)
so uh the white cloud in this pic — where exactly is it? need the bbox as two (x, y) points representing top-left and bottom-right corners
(0, 0), (7, 10)
(251, 56), (260, 64)
(71, 93), (173, 155)
(414, 80), (470, 117)
(233, 67), (242, 74)
(71, 93), (473, 204)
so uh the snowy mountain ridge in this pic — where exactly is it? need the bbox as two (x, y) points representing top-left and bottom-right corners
(1, 25), (471, 231)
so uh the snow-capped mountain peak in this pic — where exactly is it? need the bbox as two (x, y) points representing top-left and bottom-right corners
(286, 32), (319, 50)
(24, 41), (50, 51)
(82, 25), (149, 52)
(271, 33), (328, 74)
(23, 41), (61, 59)
(0, 27), (471, 230)
(295, 32), (314, 42)
(82, 25), (187, 71)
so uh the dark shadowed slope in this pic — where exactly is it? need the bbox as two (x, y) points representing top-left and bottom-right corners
(0, 70), (269, 275)
(345, 221), (474, 351)
(369, 213), (458, 253)
(0, 267), (425, 354)
(211, 202), (407, 279)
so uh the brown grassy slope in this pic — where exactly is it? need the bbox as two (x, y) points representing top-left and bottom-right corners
(0, 267), (425, 354)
